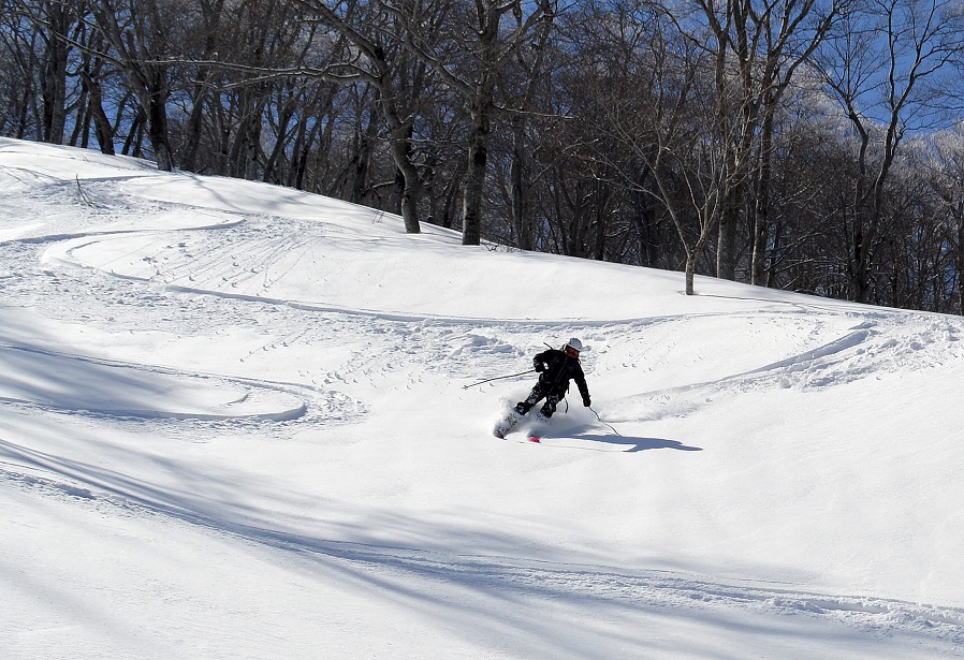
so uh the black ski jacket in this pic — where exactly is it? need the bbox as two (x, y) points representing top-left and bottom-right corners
(533, 349), (590, 401)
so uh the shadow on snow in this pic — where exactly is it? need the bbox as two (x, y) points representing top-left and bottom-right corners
(535, 420), (703, 453)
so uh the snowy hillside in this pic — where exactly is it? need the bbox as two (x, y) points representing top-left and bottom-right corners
(2, 136), (964, 659)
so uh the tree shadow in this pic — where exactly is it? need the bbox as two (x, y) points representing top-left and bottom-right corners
(5, 424), (955, 659)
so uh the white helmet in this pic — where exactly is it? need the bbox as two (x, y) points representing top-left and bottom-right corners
(564, 338), (583, 353)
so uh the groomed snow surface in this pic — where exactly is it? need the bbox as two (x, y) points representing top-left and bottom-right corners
(2, 137), (963, 659)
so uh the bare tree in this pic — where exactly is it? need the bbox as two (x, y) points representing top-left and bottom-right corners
(178, 0), (226, 172)
(84, 0), (189, 171)
(815, 0), (963, 302)
(386, 0), (557, 245)
(503, 6), (554, 251)
(8, 0), (84, 144)
(0, 2), (43, 139)
(685, 0), (846, 282)
(38, 0), (74, 144)
(297, 0), (443, 234)
(742, 0), (847, 285)
(596, 11), (736, 294)
(930, 123), (964, 313)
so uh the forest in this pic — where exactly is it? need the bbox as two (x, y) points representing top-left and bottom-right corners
(2, 0), (962, 310)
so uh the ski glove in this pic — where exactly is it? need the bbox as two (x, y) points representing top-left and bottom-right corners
(533, 361), (544, 372)
(583, 395), (591, 407)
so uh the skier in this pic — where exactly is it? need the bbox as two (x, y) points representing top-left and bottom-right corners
(493, 338), (591, 438)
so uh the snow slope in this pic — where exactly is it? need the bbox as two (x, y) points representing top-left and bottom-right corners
(2, 137), (963, 658)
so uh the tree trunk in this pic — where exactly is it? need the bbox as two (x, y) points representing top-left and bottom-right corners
(510, 116), (532, 250)
(750, 109), (776, 285)
(122, 108), (143, 156)
(388, 123), (422, 233)
(383, 99), (421, 234)
(462, 102), (491, 246)
(592, 182), (611, 261)
(81, 71), (115, 155)
(438, 160), (465, 230)
(144, 79), (174, 171)
(70, 82), (90, 147)
(850, 224), (869, 303)
(40, 10), (70, 145)
(228, 91), (264, 180)
(958, 220), (964, 315)
(716, 200), (739, 280)
(181, 80), (211, 172)
(352, 102), (379, 204)
(684, 251), (697, 295)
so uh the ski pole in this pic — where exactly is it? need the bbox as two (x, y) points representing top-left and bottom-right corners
(589, 406), (623, 436)
(462, 369), (535, 389)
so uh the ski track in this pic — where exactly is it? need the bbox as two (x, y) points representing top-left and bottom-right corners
(4, 173), (964, 654)
(603, 314), (964, 423)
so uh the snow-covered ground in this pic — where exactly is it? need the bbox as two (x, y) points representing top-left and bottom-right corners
(2, 137), (963, 659)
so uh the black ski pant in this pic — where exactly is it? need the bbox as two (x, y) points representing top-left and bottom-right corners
(514, 382), (565, 419)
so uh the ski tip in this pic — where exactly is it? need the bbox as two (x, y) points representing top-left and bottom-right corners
(527, 436), (541, 443)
